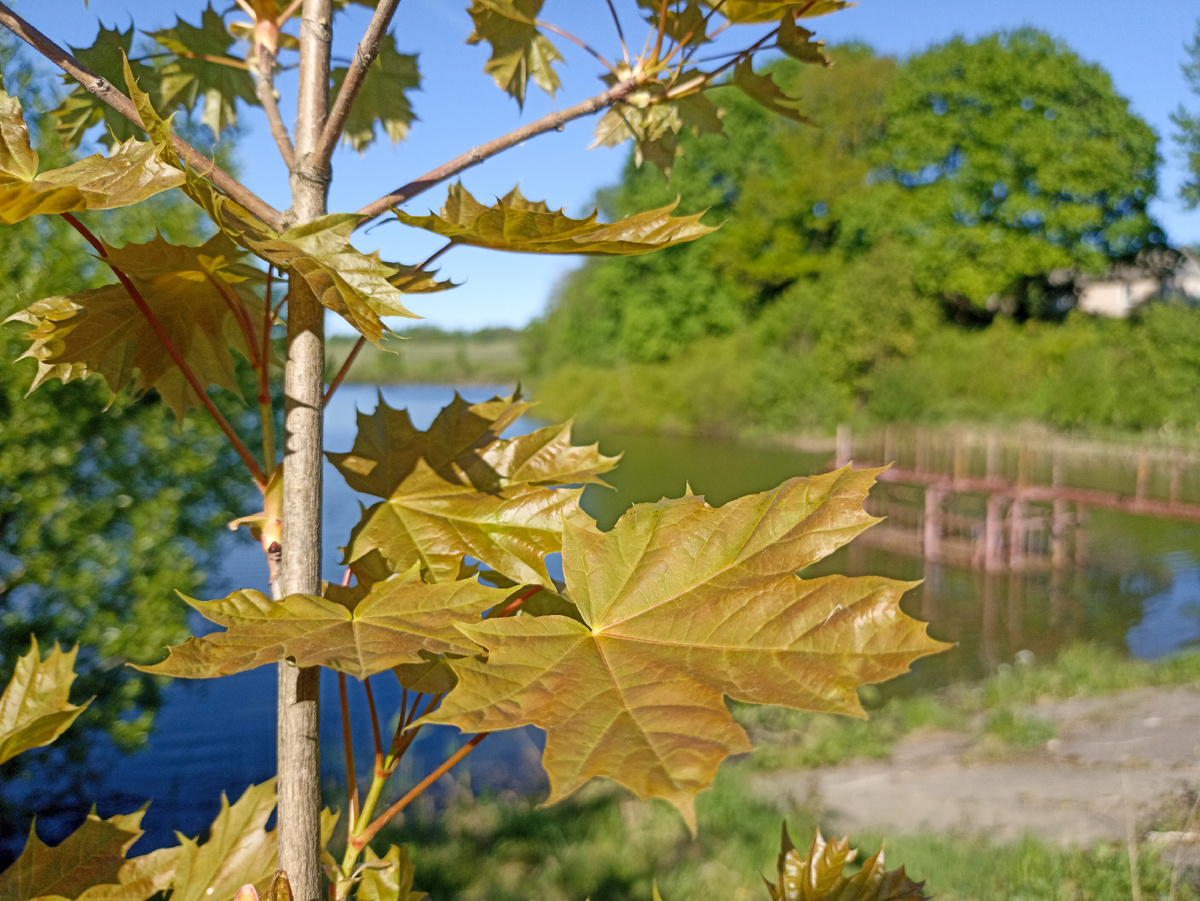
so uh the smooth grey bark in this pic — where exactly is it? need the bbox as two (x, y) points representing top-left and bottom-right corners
(279, 1), (333, 898)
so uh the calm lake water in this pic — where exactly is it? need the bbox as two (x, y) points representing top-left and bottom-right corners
(47, 385), (1200, 851)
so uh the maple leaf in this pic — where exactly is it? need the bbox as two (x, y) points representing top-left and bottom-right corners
(777, 17), (832, 67)
(357, 845), (426, 901)
(766, 824), (927, 901)
(331, 36), (420, 152)
(328, 390), (616, 498)
(52, 25), (158, 149)
(466, 0), (563, 108)
(0, 89), (183, 224)
(733, 60), (818, 125)
(0, 807), (169, 901)
(148, 4), (259, 138)
(385, 261), (458, 294)
(636, 0), (710, 49)
(710, 1), (854, 23)
(7, 233), (269, 419)
(0, 638), (91, 766)
(344, 460), (582, 586)
(425, 467), (949, 830)
(396, 182), (718, 254)
(135, 560), (507, 681)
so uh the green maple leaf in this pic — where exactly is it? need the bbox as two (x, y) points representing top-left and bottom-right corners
(466, 0), (562, 108)
(344, 460), (581, 586)
(331, 35), (420, 152)
(0, 89), (183, 224)
(166, 781), (278, 901)
(328, 390), (616, 498)
(7, 233), (269, 419)
(777, 17), (832, 66)
(0, 638), (91, 766)
(732, 59), (818, 125)
(148, 4), (259, 138)
(636, 0), (710, 48)
(710, 1), (853, 23)
(135, 560), (508, 680)
(357, 845), (426, 901)
(53, 25), (158, 149)
(385, 261), (458, 293)
(425, 467), (949, 830)
(397, 182), (719, 254)
(0, 807), (167, 901)
(766, 825), (928, 901)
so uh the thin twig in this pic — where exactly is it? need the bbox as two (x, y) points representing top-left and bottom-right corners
(323, 336), (366, 406)
(338, 673), (360, 828)
(259, 265), (276, 474)
(363, 677), (384, 770)
(354, 733), (489, 851)
(315, 0), (403, 170)
(604, 0), (629, 66)
(652, 0), (669, 64)
(538, 20), (618, 75)
(0, 3), (285, 232)
(354, 73), (647, 225)
(279, 0), (304, 22)
(254, 34), (296, 169)
(60, 213), (267, 487)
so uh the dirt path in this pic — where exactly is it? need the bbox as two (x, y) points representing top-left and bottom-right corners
(750, 687), (1200, 848)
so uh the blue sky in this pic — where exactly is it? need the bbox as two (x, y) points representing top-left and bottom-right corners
(13, 1), (1200, 332)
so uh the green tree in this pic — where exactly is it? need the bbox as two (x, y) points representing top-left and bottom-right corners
(1173, 18), (1200, 209)
(0, 4), (946, 900)
(861, 29), (1161, 320)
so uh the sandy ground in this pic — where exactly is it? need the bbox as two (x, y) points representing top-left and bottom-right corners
(751, 686), (1200, 849)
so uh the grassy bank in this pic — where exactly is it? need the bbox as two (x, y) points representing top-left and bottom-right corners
(376, 644), (1200, 901)
(325, 327), (527, 385)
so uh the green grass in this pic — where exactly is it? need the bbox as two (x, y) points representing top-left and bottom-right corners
(325, 329), (527, 385)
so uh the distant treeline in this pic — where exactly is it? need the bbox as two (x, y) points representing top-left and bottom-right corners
(326, 326), (526, 385)
(524, 31), (1200, 437)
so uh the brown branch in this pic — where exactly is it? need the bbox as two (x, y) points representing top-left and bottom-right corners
(363, 677), (384, 770)
(354, 73), (647, 224)
(315, 0), (403, 170)
(322, 336), (365, 406)
(61, 213), (268, 487)
(254, 36), (296, 169)
(354, 732), (489, 851)
(0, 3), (285, 233)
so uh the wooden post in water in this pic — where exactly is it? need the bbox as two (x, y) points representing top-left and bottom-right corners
(835, 424), (852, 469)
(985, 492), (1005, 572)
(923, 484), (942, 561)
(1051, 445), (1068, 569)
(1009, 495), (1027, 570)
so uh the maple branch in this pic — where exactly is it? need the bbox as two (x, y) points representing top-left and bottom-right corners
(0, 4), (285, 233)
(363, 677), (384, 767)
(315, 0), (403, 170)
(354, 732), (489, 851)
(254, 36), (297, 170)
(338, 672), (360, 829)
(60, 213), (268, 488)
(354, 73), (647, 224)
(323, 337), (366, 406)
(260, 266), (277, 473)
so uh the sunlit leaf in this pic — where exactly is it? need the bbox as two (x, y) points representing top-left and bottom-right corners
(0, 89), (38, 182)
(732, 59), (817, 124)
(777, 17), (832, 67)
(244, 214), (419, 345)
(766, 824), (927, 901)
(636, 0), (710, 49)
(147, 4), (259, 138)
(0, 808), (148, 901)
(709, 1), (853, 23)
(466, 0), (562, 107)
(385, 262), (458, 294)
(331, 36), (420, 152)
(0, 638), (90, 766)
(357, 845), (425, 901)
(344, 460), (581, 586)
(167, 781), (278, 901)
(396, 182), (718, 254)
(426, 467), (948, 830)
(52, 26), (158, 149)
(135, 562), (506, 681)
(7, 233), (269, 419)
(228, 464), (284, 554)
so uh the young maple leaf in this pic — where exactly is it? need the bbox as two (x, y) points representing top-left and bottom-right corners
(330, 35), (420, 152)
(766, 824), (928, 901)
(424, 467), (949, 831)
(466, 0), (563, 108)
(0, 638), (91, 765)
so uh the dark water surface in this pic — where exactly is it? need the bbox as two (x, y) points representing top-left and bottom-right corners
(37, 386), (1200, 851)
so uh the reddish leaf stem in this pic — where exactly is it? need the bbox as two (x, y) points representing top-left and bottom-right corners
(354, 732), (489, 851)
(337, 672), (359, 828)
(322, 337), (365, 407)
(0, 3), (285, 232)
(354, 73), (648, 224)
(363, 677), (384, 771)
(502, 585), (542, 616)
(537, 20), (618, 75)
(60, 212), (268, 488)
(604, 0), (629, 65)
(204, 271), (261, 369)
(315, 0), (403, 170)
